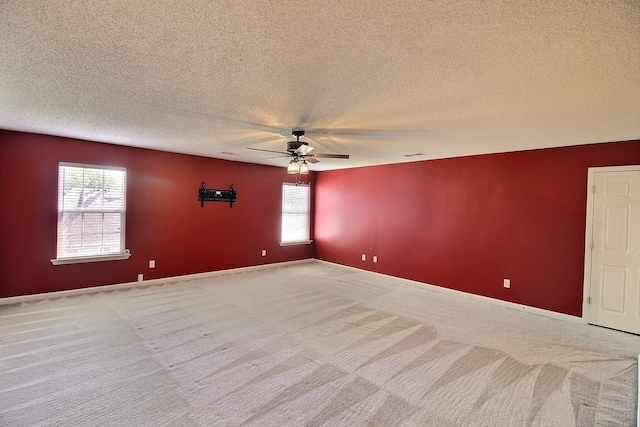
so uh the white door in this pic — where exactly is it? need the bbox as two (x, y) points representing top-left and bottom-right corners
(587, 168), (640, 334)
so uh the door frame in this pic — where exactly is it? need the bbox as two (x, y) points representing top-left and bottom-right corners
(582, 165), (640, 324)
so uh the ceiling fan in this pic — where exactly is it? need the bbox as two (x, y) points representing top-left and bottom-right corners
(247, 130), (349, 173)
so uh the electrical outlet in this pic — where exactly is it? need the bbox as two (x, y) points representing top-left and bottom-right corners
(361, 254), (366, 261)
(149, 260), (155, 268)
(138, 274), (144, 282)
(373, 256), (378, 263)
(262, 249), (267, 256)
(503, 279), (511, 288)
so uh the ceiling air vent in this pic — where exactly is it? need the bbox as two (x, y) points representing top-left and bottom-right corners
(404, 153), (425, 157)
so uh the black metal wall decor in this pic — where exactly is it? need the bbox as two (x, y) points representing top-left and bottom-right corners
(198, 182), (237, 207)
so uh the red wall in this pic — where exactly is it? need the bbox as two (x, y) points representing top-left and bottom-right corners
(314, 140), (640, 317)
(0, 130), (314, 298)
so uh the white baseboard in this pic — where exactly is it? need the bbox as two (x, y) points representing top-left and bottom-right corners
(314, 260), (583, 324)
(0, 259), (314, 306)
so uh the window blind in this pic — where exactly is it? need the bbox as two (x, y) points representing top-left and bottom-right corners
(281, 183), (310, 244)
(56, 164), (126, 258)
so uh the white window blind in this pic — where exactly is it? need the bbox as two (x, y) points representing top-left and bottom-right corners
(55, 164), (127, 259)
(281, 183), (310, 244)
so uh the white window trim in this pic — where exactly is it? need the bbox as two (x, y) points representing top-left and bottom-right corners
(51, 252), (131, 265)
(280, 182), (312, 245)
(51, 162), (131, 265)
(279, 240), (313, 246)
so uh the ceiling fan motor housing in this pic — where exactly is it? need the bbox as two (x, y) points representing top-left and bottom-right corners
(287, 141), (308, 152)
(287, 130), (307, 153)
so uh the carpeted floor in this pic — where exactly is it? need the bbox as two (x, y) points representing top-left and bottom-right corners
(1, 261), (639, 426)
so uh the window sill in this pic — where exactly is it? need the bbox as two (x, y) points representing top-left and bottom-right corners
(51, 252), (131, 265)
(279, 240), (313, 246)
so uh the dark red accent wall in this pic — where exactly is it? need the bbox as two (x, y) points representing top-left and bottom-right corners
(314, 140), (640, 317)
(0, 130), (314, 298)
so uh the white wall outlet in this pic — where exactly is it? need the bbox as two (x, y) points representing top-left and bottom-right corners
(262, 249), (267, 257)
(138, 274), (144, 282)
(504, 279), (511, 288)
(361, 254), (366, 261)
(373, 256), (378, 263)
(149, 260), (155, 268)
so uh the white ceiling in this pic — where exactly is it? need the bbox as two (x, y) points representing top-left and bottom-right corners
(1, 1), (639, 171)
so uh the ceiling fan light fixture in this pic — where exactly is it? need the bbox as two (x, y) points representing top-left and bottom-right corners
(299, 161), (309, 174)
(287, 159), (300, 174)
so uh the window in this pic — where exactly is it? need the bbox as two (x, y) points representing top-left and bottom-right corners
(281, 183), (311, 245)
(51, 163), (130, 264)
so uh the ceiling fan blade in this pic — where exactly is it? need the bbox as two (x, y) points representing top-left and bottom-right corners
(247, 147), (290, 156)
(305, 128), (428, 138)
(225, 134), (283, 149)
(261, 154), (291, 160)
(305, 157), (320, 164)
(295, 144), (314, 155)
(313, 153), (350, 159)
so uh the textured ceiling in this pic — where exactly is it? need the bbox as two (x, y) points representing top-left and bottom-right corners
(1, 1), (639, 170)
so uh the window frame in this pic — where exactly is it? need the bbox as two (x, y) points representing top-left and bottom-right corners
(280, 182), (312, 246)
(51, 162), (131, 265)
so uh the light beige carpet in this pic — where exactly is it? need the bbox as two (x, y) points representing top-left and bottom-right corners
(1, 261), (639, 426)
